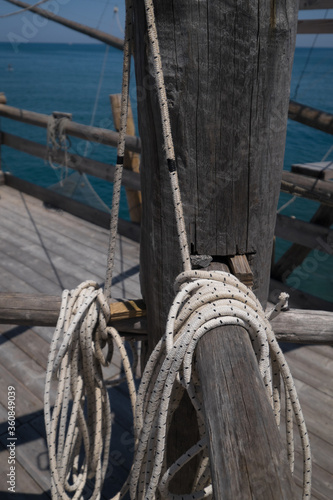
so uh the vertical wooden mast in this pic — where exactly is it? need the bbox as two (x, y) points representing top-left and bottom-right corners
(132, 0), (299, 497)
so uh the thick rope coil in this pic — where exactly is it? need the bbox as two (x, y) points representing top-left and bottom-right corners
(129, 271), (311, 500)
(44, 281), (136, 500)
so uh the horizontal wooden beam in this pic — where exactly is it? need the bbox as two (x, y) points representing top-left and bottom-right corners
(1, 290), (333, 346)
(0, 292), (147, 336)
(281, 170), (333, 207)
(275, 213), (333, 253)
(288, 100), (333, 136)
(3, 0), (124, 50)
(2, 132), (141, 191)
(297, 19), (333, 34)
(0, 104), (141, 154)
(3, 173), (141, 242)
(299, 0), (333, 9)
(291, 161), (333, 181)
(271, 308), (333, 345)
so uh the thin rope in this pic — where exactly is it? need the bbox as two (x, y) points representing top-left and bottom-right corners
(0, 0), (49, 18)
(143, 0), (191, 272)
(104, 0), (133, 298)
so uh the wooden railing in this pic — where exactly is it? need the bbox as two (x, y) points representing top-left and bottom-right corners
(0, 102), (142, 240)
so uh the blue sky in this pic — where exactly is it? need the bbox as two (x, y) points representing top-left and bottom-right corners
(0, 1), (332, 47)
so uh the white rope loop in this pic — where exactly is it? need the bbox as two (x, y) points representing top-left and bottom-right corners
(129, 270), (311, 500)
(44, 281), (137, 500)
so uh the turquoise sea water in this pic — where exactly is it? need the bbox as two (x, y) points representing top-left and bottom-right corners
(0, 43), (333, 301)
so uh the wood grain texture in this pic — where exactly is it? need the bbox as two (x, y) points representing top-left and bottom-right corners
(196, 327), (297, 499)
(134, 0), (298, 355)
(272, 308), (333, 345)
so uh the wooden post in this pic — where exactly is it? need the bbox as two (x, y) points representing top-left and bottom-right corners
(110, 94), (142, 223)
(132, 0), (298, 495)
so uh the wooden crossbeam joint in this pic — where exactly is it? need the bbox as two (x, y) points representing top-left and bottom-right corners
(110, 299), (146, 321)
(227, 254), (254, 288)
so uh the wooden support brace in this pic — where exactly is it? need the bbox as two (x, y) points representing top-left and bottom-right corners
(228, 254), (254, 288)
(0, 292), (146, 334)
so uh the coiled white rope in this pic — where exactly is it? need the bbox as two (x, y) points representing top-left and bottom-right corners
(128, 270), (311, 499)
(44, 281), (137, 500)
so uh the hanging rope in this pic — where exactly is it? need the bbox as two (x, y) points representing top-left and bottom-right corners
(44, 281), (136, 500)
(44, 2), (136, 499)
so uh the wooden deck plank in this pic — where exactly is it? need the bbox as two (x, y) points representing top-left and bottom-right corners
(0, 188), (139, 263)
(284, 346), (333, 398)
(0, 324), (50, 371)
(0, 443), (50, 498)
(0, 363), (43, 423)
(0, 188), (139, 268)
(0, 420), (51, 494)
(0, 332), (49, 404)
(0, 212), (140, 296)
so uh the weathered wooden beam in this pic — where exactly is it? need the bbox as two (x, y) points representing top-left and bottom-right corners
(0, 292), (147, 336)
(2, 291), (333, 345)
(281, 170), (333, 207)
(196, 327), (297, 499)
(0, 104), (141, 154)
(297, 19), (333, 34)
(288, 100), (333, 136)
(272, 205), (333, 281)
(299, 0), (333, 8)
(292, 161), (333, 181)
(275, 213), (333, 252)
(3, 0), (124, 50)
(110, 94), (142, 222)
(2, 132), (141, 191)
(271, 309), (333, 345)
(3, 173), (141, 242)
